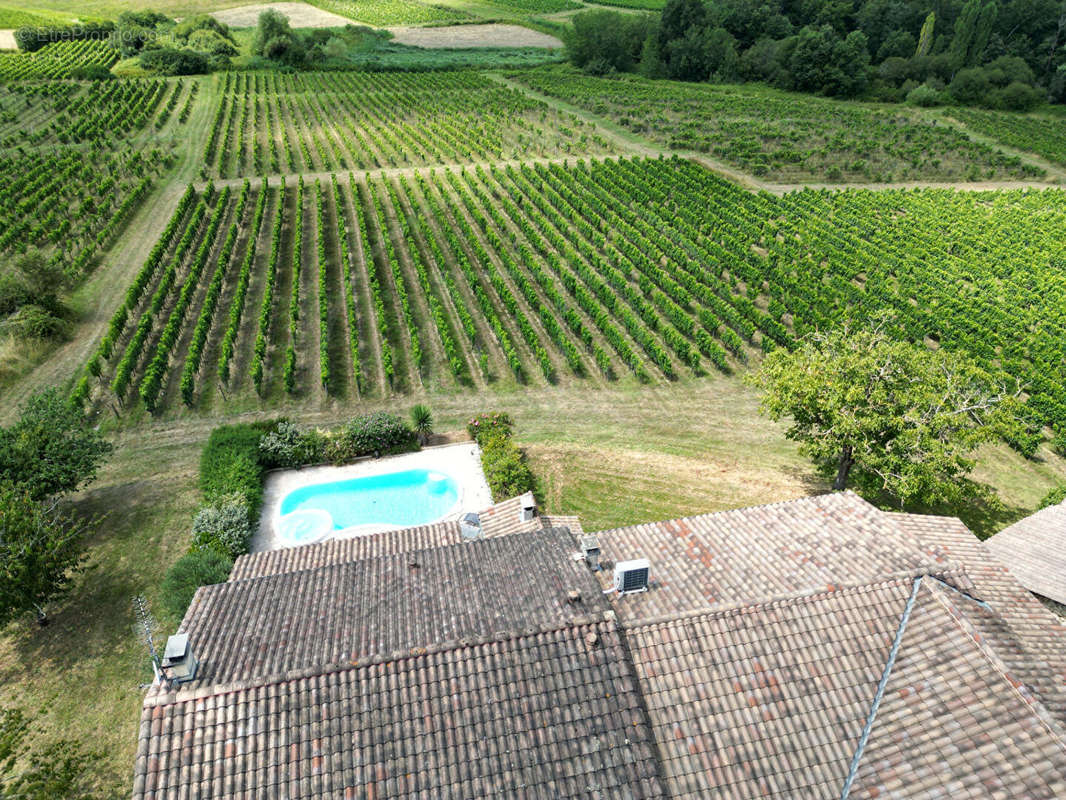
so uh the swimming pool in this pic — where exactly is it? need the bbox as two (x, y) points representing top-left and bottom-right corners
(277, 468), (460, 546)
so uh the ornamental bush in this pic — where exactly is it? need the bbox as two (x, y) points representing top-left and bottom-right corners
(160, 549), (232, 620)
(337, 412), (415, 460)
(259, 421), (327, 469)
(466, 412), (513, 445)
(191, 492), (253, 560)
(479, 432), (536, 500)
(199, 421), (280, 509)
(1039, 486), (1066, 509)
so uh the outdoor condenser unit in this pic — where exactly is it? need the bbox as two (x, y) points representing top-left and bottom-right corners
(613, 559), (650, 594)
(161, 633), (199, 684)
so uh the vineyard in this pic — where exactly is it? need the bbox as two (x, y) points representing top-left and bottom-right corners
(0, 40), (118, 82)
(510, 66), (1046, 182)
(947, 108), (1066, 168)
(70, 157), (1066, 435)
(0, 76), (193, 280)
(0, 78), (187, 146)
(201, 70), (613, 178)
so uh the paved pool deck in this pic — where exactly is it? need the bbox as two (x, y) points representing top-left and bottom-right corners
(252, 443), (492, 552)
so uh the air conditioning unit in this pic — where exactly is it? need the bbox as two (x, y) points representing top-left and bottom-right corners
(460, 512), (482, 541)
(161, 633), (199, 684)
(613, 559), (650, 594)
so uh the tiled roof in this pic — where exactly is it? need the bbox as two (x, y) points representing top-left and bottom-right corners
(590, 492), (957, 624)
(625, 578), (915, 799)
(134, 620), (668, 800)
(180, 527), (604, 687)
(847, 579), (1066, 799)
(229, 519), (463, 581)
(135, 490), (1066, 799)
(985, 502), (1066, 605)
(890, 510), (1066, 727)
(231, 494), (569, 581)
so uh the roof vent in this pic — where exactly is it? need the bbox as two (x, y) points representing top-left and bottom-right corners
(613, 559), (650, 595)
(460, 512), (482, 540)
(519, 492), (536, 523)
(579, 534), (601, 571)
(161, 633), (199, 684)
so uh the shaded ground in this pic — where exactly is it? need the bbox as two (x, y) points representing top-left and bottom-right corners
(388, 23), (562, 48)
(210, 1), (352, 28)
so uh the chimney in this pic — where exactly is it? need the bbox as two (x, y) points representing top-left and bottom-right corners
(460, 512), (483, 540)
(579, 535), (601, 571)
(161, 633), (199, 684)
(519, 492), (536, 523)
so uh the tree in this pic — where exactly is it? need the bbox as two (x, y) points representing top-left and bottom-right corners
(0, 482), (89, 626)
(0, 389), (112, 501)
(0, 706), (109, 799)
(748, 321), (1021, 506)
(565, 9), (652, 73)
(916, 11), (936, 56)
(252, 9), (304, 65)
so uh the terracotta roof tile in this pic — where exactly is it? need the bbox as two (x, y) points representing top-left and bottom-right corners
(591, 492), (955, 623)
(134, 621), (668, 800)
(180, 527), (604, 688)
(847, 579), (1066, 799)
(625, 578), (915, 798)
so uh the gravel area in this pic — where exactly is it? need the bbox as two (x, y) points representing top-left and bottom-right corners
(210, 2), (353, 28)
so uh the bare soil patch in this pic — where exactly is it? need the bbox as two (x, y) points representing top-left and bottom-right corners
(0, 29), (16, 50)
(387, 23), (562, 49)
(210, 2), (351, 28)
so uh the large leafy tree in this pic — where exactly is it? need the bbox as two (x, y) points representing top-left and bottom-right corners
(0, 389), (112, 501)
(0, 483), (89, 626)
(749, 322), (1021, 506)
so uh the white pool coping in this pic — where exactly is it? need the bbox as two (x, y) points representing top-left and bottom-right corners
(252, 443), (492, 553)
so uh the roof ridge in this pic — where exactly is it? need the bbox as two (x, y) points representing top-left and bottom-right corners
(919, 576), (1066, 748)
(145, 613), (617, 709)
(619, 568), (954, 630)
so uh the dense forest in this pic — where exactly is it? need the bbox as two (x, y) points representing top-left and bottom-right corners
(567, 0), (1066, 107)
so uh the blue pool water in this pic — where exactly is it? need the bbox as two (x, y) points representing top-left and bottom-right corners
(278, 468), (459, 545)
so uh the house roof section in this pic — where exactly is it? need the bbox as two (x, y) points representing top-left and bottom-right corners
(134, 620), (668, 800)
(591, 492), (959, 624)
(179, 526), (605, 688)
(985, 502), (1066, 605)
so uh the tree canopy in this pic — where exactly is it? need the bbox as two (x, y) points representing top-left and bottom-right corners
(564, 0), (1066, 104)
(0, 482), (88, 626)
(0, 389), (112, 501)
(749, 322), (1021, 506)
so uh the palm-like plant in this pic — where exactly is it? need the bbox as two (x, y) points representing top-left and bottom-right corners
(410, 404), (433, 446)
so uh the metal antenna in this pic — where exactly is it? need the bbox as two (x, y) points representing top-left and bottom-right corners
(133, 595), (163, 684)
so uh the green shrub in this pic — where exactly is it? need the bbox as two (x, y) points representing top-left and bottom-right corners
(199, 423), (270, 508)
(906, 84), (943, 107)
(160, 550), (232, 620)
(480, 432), (536, 500)
(466, 412), (513, 445)
(140, 48), (209, 76)
(1052, 429), (1066, 458)
(1038, 486), (1066, 509)
(336, 412), (414, 459)
(191, 493), (253, 559)
(259, 421), (324, 468)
